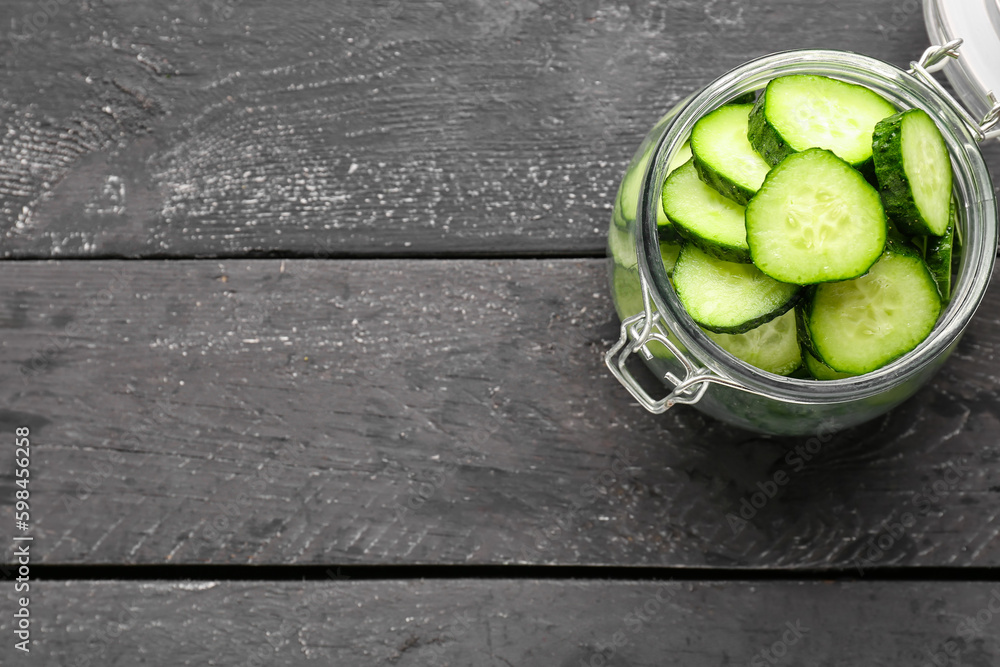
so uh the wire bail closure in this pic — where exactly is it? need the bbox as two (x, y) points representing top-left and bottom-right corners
(909, 39), (1000, 142)
(604, 267), (748, 413)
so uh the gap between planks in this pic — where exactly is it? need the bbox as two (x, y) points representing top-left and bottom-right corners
(11, 564), (1000, 582)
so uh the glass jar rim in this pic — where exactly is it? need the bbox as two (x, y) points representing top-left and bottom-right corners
(636, 48), (998, 404)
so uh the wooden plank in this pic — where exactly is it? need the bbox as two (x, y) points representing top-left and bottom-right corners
(2, 258), (1000, 567)
(5, 0), (988, 258)
(2, 579), (999, 665)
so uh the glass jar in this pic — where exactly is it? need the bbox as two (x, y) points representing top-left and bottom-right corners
(606, 45), (999, 436)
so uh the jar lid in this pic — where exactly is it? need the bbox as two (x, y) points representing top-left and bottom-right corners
(924, 0), (1000, 124)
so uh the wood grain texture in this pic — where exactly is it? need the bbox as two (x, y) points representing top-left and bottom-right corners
(5, 0), (994, 258)
(2, 579), (1000, 665)
(1, 258), (999, 568)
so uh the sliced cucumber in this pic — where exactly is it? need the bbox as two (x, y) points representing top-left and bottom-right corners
(661, 160), (749, 263)
(607, 221), (637, 270)
(925, 209), (955, 303)
(609, 212), (682, 274)
(804, 350), (856, 380)
(616, 152), (652, 228)
(672, 245), (801, 334)
(745, 148), (887, 284)
(691, 104), (771, 205)
(801, 241), (942, 375)
(613, 182), (632, 231)
(617, 141), (692, 236)
(659, 239), (682, 275)
(618, 155), (670, 230)
(872, 109), (953, 237)
(748, 74), (896, 169)
(610, 262), (643, 322)
(658, 142), (694, 242)
(667, 141), (693, 173)
(608, 221), (642, 321)
(705, 309), (801, 376)
(611, 73), (960, 381)
(611, 192), (630, 233)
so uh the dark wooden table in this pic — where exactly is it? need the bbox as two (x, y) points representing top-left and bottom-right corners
(2, 0), (1000, 664)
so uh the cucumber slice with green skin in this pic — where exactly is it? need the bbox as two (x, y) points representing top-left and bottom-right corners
(613, 181), (632, 231)
(748, 75), (896, 170)
(925, 212), (954, 303)
(661, 160), (750, 263)
(657, 218), (679, 244)
(691, 104), (771, 205)
(618, 142), (691, 228)
(872, 109), (953, 237)
(705, 309), (801, 376)
(618, 153), (667, 229)
(729, 91), (757, 105)
(617, 142), (692, 233)
(667, 141), (693, 173)
(611, 193), (630, 233)
(801, 241), (942, 375)
(672, 245), (802, 334)
(608, 220), (681, 276)
(746, 148), (887, 284)
(804, 349), (856, 380)
(659, 239), (682, 275)
(658, 142), (694, 243)
(616, 152), (654, 229)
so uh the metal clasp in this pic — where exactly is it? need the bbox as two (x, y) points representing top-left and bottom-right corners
(909, 39), (1000, 142)
(605, 269), (726, 413)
